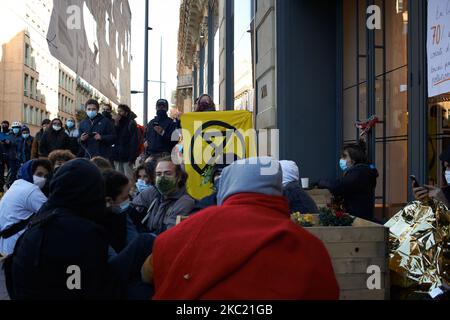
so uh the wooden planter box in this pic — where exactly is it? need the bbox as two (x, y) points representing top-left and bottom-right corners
(302, 215), (390, 300)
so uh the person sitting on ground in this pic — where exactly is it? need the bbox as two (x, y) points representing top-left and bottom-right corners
(141, 157), (339, 300)
(48, 149), (76, 172)
(134, 162), (156, 196)
(280, 160), (319, 214)
(132, 156), (195, 235)
(0, 159), (51, 255)
(102, 170), (139, 254)
(91, 156), (113, 172)
(5, 159), (115, 299)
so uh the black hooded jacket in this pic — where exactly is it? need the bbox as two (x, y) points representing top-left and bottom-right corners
(6, 159), (117, 300)
(112, 113), (139, 163)
(145, 112), (179, 155)
(320, 164), (379, 222)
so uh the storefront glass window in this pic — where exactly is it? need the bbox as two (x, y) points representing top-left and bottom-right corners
(343, 0), (409, 220)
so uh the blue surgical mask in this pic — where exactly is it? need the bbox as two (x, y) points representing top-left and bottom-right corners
(339, 159), (349, 172)
(135, 179), (151, 193)
(12, 128), (20, 135)
(112, 200), (130, 214)
(87, 111), (98, 119)
(22, 133), (30, 139)
(66, 121), (75, 129)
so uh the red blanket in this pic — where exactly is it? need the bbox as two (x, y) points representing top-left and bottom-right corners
(153, 193), (339, 300)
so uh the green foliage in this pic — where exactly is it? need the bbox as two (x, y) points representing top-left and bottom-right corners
(318, 207), (355, 227)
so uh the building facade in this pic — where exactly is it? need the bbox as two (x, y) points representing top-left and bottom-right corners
(178, 0), (446, 221)
(176, 0), (255, 113)
(0, 0), (131, 134)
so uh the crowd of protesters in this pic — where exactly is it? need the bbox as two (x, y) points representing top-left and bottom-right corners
(0, 95), (342, 300)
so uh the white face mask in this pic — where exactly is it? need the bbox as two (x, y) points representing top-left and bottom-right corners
(445, 170), (450, 184)
(33, 175), (46, 189)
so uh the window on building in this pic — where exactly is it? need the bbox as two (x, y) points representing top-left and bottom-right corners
(24, 74), (29, 97)
(30, 77), (35, 100)
(23, 104), (28, 123)
(24, 44), (30, 66)
(233, 0), (254, 111)
(342, 0), (409, 219)
(29, 106), (34, 125)
(37, 108), (42, 126)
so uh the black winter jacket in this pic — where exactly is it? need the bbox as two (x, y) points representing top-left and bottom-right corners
(112, 115), (139, 163)
(145, 115), (179, 156)
(39, 129), (71, 157)
(283, 181), (319, 214)
(320, 164), (378, 222)
(78, 114), (116, 159)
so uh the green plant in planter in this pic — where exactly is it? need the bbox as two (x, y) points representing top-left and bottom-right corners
(318, 207), (355, 227)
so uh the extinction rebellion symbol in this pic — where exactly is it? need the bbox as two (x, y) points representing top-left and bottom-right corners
(189, 121), (246, 176)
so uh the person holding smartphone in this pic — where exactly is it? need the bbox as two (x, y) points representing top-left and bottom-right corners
(412, 148), (450, 207)
(144, 99), (179, 158)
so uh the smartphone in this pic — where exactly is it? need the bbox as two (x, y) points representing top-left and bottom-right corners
(410, 175), (420, 188)
(153, 121), (160, 127)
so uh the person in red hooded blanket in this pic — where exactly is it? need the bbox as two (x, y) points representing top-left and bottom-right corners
(141, 157), (339, 300)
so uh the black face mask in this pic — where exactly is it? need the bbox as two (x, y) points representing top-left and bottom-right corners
(102, 111), (112, 118)
(157, 109), (168, 120)
(1, 126), (9, 133)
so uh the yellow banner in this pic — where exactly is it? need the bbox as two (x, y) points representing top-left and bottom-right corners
(181, 110), (256, 200)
